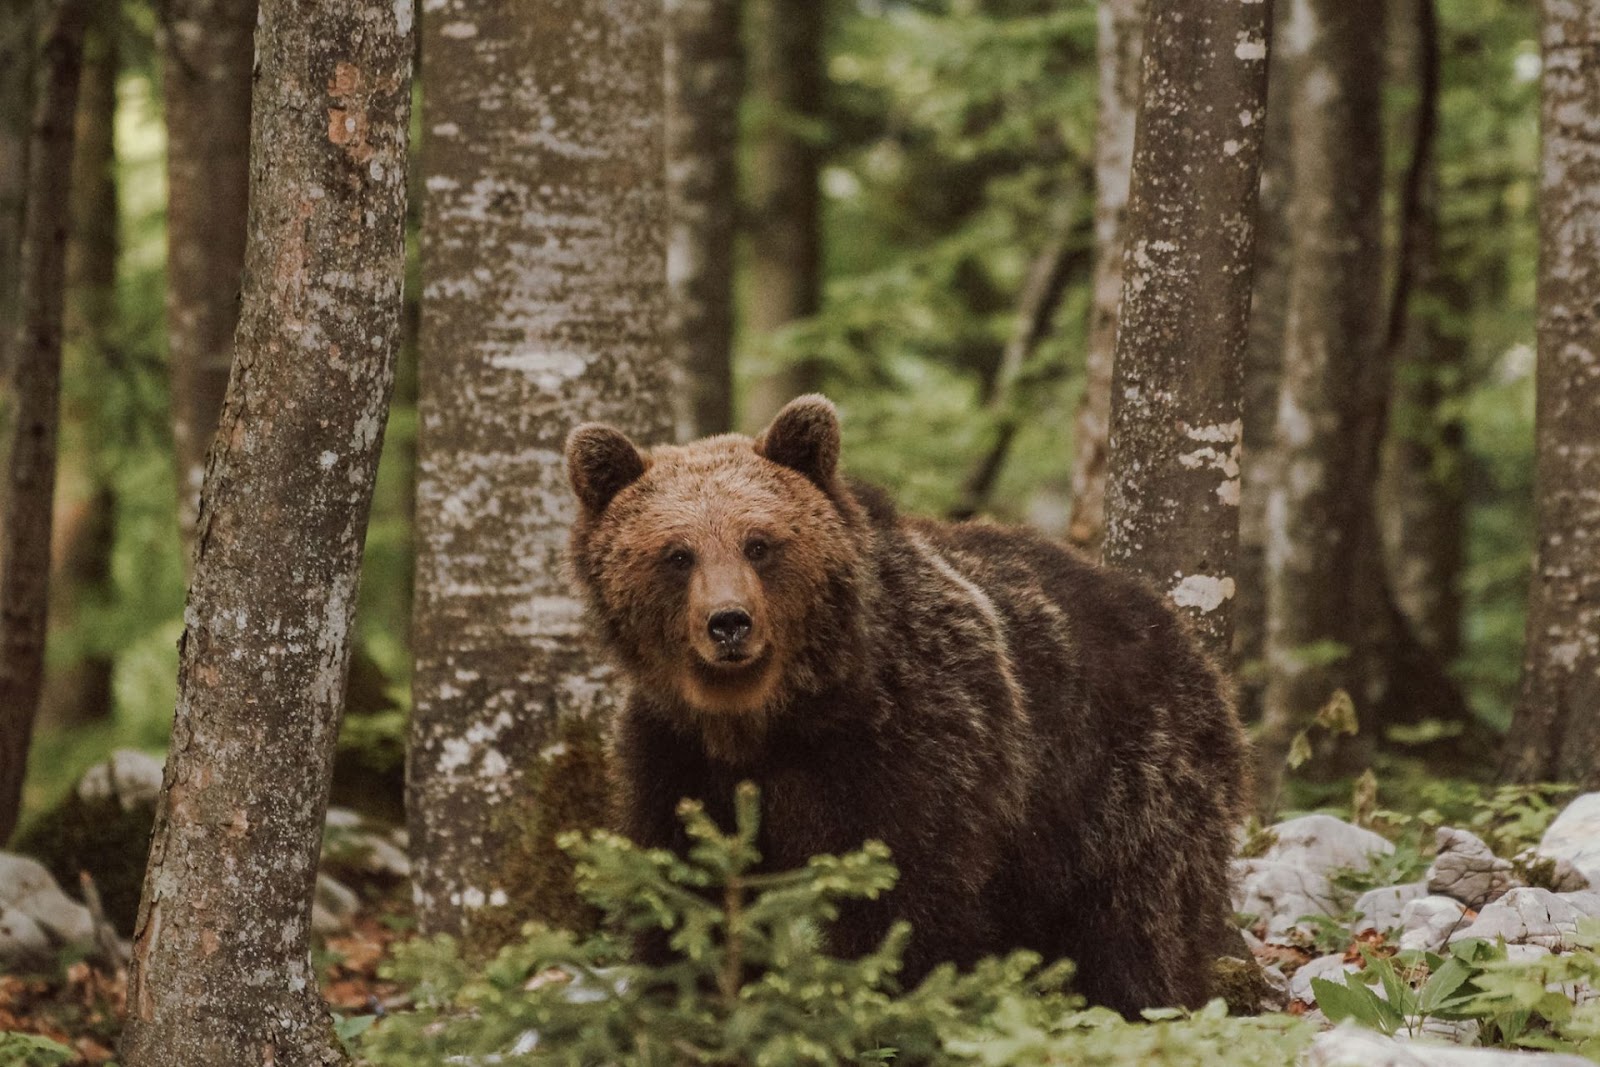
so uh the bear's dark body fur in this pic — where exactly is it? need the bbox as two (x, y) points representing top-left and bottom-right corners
(566, 396), (1249, 1015)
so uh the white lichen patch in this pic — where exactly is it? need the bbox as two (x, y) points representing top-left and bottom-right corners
(1170, 574), (1238, 613)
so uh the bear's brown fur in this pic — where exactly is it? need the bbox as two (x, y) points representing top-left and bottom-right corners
(565, 395), (1250, 1014)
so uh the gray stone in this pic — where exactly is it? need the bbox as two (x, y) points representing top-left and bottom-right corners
(1396, 1016), (1481, 1046)
(1428, 828), (1520, 908)
(1235, 815), (1395, 942)
(1397, 895), (1470, 954)
(1263, 814), (1396, 872)
(1305, 1022), (1595, 1066)
(323, 809), (411, 881)
(75, 748), (164, 812)
(0, 906), (51, 968)
(1292, 953), (1361, 1005)
(312, 873), (360, 935)
(1354, 881), (1430, 934)
(1449, 887), (1600, 952)
(1538, 792), (1600, 889)
(0, 852), (94, 945)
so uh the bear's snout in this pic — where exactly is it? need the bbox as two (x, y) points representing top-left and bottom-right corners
(707, 608), (753, 647)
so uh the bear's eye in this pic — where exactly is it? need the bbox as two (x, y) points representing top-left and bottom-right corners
(744, 538), (770, 562)
(665, 548), (694, 570)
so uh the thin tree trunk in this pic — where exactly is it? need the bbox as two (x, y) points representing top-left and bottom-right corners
(1234, 0), (1292, 720)
(1257, 0), (1386, 794)
(42, 0), (118, 732)
(0, 0), (38, 384)
(0, 0), (89, 847)
(742, 0), (825, 429)
(410, 0), (672, 945)
(119, 0), (413, 1057)
(1500, 0), (1600, 788)
(666, 0), (741, 440)
(162, 0), (255, 550)
(1101, 0), (1272, 659)
(1066, 0), (1145, 556)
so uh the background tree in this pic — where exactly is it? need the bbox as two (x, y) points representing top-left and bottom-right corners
(1065, 0), (1144, 556)
(743, 0), (826, 428)
(409, 0), (672, 946)
(666, 0), (742, 440)
(0, 0), (90, 846)
(118, 0), (413, 1055)
(1499, 0), (1600, 789)
(0, 0), (39, 381)
(1100, 0), (1271, 657)
(161, 0), (255, 547)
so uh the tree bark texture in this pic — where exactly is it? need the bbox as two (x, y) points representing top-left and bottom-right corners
(1066, 0), (1145, 556)
(162, 0), (256, 549)
(119, 0), (413, 1059)
(1257, 0), (1386, 792)
(1101, 0), (1272, 659)
(0, 0), (38, 384)
(666, 0), (742, 440)
(42, 0), (118, 732)
(0, 0), (89, 847)
(1501, 0), (1600, 788)
(410, 0), (672, 943)
(742, 0), (825, 429)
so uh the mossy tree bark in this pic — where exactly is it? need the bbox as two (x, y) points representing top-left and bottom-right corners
(0, 0), (89, 847)
(1501, 0), (1600, 788)
(409, 0), (672, 945)
(1101, 0), (1272, 659)
(119, 0), (413, 1058)
(1066, 0), (1145, 557)
(0, 0), (38, 383)
(742, 0), (825, 429)
(666, 0), (742, 440)
(162, 0), (256, 549)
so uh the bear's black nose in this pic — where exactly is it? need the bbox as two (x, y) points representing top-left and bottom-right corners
(708, 609), (752, 645)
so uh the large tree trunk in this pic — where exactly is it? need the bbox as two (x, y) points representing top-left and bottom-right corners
(119, 0), (413, 1057)
(1066, 0), (1145, 556)
(1101, 0), (1272, 659)
(0, 0), (38, 383)
(409, 0), (672, 946)
(742, 0), (825, 429)
(1257, 0), (1386, 795)
(666, 0), (741, 440)
(162, 0), (255, 549)
(0, 0), (89, 847)
(1500, 0), (1600, 788)
(42, 0), (118, 732)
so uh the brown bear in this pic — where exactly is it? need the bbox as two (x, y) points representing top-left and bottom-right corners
(565, 394), (1250, 1014)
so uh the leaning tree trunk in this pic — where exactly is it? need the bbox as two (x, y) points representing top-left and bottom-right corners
(0, 0), (89, 847)
(1066, 0), (1145, 556)
(119, 0), (412, 1059)
(42, 0), (118, 732)
(742, 0), (825, 429)
(1101, 0), (1272, 659)
(666, 0), (742, 440)
(162, 0), (256, 549)
(0, 0), (38, 382)
(1256, 0), (1386, 795)
(410, 0), (672, 947)
(1500, 0), (1600, 789)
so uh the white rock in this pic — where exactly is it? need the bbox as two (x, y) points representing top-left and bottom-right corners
(1449, 887), (1600, 951)
(1428, 828), (1520, 908)
(1305, 1021), (1595, 1065)
(1512, 849), (1591, 893)
(1538, 793), (1600, 888)
(1354, 881), (1430, 934)
(0, 853), (94, 945)
(76, 749), (164, 812)
(1264, 814), (1396, 872)
(1395, 1015), (1481, 1045)
(1292, 953), (1361, 1005)
(0, 906), (51, 967)
(323, 811), (412, 880)
(312, 873), (360, 935)
(1236, 816), (1395, 941)
(1398, 895), (1470, 953)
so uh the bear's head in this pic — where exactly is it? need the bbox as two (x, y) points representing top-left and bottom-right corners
(565, 395), (867, 723)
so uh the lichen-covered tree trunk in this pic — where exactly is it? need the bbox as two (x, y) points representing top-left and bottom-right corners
(1066, 0), (1145, 556)
(666, 0), (741, 439)
(410, 0), (671, 944)
(1101, 0), (1271, 658)
(0, 0), (38, 383)
(1500, 0), (1600, 788)
(42, 0), (118, 731)
(743, 0), (825, 429)
(1256, 0), (1385, 793)
(0, 0), (89, 847)
(162, 0), (256, 548)
(119, 0), (413, 1058)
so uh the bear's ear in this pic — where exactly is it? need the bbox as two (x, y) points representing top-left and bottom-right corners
(757, 394), (840, 489)
(566, 423), (646, 515)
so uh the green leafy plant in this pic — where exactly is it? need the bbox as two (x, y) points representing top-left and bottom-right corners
(0, 1034), (74, 1067)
